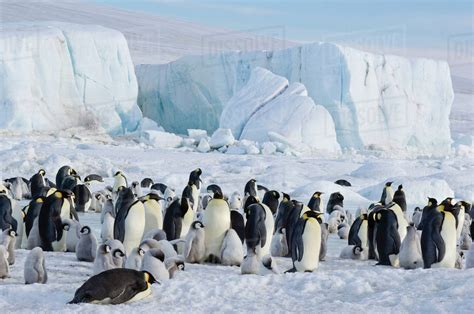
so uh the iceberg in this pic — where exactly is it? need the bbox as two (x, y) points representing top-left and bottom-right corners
(136, 42), (453, 153)
(0, 22), (142, 134)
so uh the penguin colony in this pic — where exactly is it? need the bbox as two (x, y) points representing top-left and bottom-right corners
(0, 166), (473, 304)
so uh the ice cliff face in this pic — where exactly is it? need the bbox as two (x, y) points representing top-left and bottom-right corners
(0, 22), (142, 134)
(136, 42), (453, 153)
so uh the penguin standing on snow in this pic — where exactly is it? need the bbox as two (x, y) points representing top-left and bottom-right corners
(163, 198), (192, 241)
(307, 191), (324, 213)
(0, 192), (17, 232)
(399, 224), (423, 269)
(24, 197), (44, 240)
(392, 185), (407, 212)
(114, 188), (145, 256)
(288, 211), (323, 272)
(184, 221), (206, 264)
(348, 214), (369, 249)
(202, 188), (230, 263)
(375, 209), (401, 266)
(69, 269), (157, 304)
(76, 226), (98, 262)
(38, 191), (67, 251)
(221, 228), (244, 266)
(72, 183), (92, 213)
(113, 171), (128, 197)
(241, 203), (267, 275)
(63, 218), (81, 252)
(380, 182), (394, 206)
(141, 193), (163, 233)
(24, 247), (47, 284)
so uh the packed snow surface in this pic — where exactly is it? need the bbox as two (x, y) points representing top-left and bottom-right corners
(137, 42), (454, 154)
(0, 131), (473, 312)
(0, 22), (142, 134)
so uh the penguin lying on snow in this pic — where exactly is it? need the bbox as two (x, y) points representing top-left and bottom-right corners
(340, 245), (367, 260)
(69, 269), (157, 304)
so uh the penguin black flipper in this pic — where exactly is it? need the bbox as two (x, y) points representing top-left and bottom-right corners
(348, 217), (363, 246)
(432, 214), (446, 263)
(257, 185), (269, 193)
(0, 195), (17, 231)
(84, 174), (104, 183)
(291, 219), (305, 262)
(244, 204), (266, 252)
(259, 211), (267, 249)
(230, 210), (245, 243)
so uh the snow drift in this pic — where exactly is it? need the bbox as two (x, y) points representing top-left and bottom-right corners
(0, 22), (142, 134)
(136, 42), (454, 153)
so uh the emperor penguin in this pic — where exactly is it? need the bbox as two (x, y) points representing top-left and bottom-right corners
(348, 214), (369, 250)
(188, 168), (202, 212)
(387, 202), (409, 242)
(242, 179), (258, 207)
(141, 193), (163, 233)
(125, 247), (145, 270)
(101, 206), (115, 243)
(417, 198), (438, 230)
(392, 185), (407, 212)
(202, 188), (231, 263)
(1, 228), (16, 265)
(56, 165), (76, 189)
(93, 243), (117, 275)
(27, 216), (41, 250)
(288, 211), (323, 272)
(274, 194), (292, 237)
(221, 228), (244, 266)
(131, 181), (143, 198)
(375, 209), (401, 267)
(30, 169), (46, 199)
(230, 210), (245, 243)
(72, 184), (92, 212)
(164, 257), (185, 279)
(163, 198), (192, 241)
(0, 245), (9, 278)
(455, 201), (467, 243)
(422, 200), (457, 268)
(184, 221), (206, 263)
(262, 190), (280, 215)
(63, 218), (81, 252)
(114, 188), (145, 256)
(0, 192), (17, 233)
(141, 178), (154, 189)
(69, 269), (157, 304)
(399, 224), (423, 269)
(181, 184), (198, 236)
(11, 201), (24, 249)
(257, 202), (274, 258)
(367, 204), (385, 260)
(23, 197), (44, 244)
(307, 191), (324, 212)
(326, 192), (344, 215)
(4, 176), (30, 200)
(140, 248), (169, 281)
(76, 226), (98, 262)
(113, 171), (128, 197)
(270, 228), (288, 257)
(24, 247), (47, 284)
(244, 203), (267, 258)
(38, 191), (67, 251)
(380, 182), (394, 206)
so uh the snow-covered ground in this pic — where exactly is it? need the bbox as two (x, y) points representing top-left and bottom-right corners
(0, 131), (473, 312)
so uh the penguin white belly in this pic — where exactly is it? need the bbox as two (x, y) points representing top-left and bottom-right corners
(144, 200), (163, 233)
(257, 204), (274, 258)
(181, 209), (194, 238)
(433, 213), (457, 268)
(84, 199), (92, 212)
(127, 285), (152, 303)
(123, 202), (145, 256)
(391, 205), (408, 242)
(456, 207), (465, 242)
(202, 200), (230, 259)
(221, 229), (244, 266)
(113, 177), (127, 192)
(191, 185), (199, 212)
(101, 213), (115, 243)
(358, 220), (368, 249)
(294, 221), (321, 272)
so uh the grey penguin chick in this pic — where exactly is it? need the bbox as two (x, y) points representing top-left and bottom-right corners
(0, 245), (9, 278)
(24, 247), (47, 284)
(125, 247), (145, 270)
(337, 223), (350, 240)
(340, 245), (368, 260)
(184, 221), (206, 263)
(270, 228), (288, 257)
(140, 248), (169, 281)
(76, 226), (98, 262)
(399, 225), (423, 269)
(93, 243), (124, 275)
(105, 239), (126, 267)
(1, 229), (16, 265)
(220, 228), (244, 266)
(164, 257), (185, 278)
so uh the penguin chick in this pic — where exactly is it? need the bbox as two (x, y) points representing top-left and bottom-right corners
(125, 247), (145, 270)
(141, 248), (169, 281)
(1, 228), (16, 265)
(24, 247), (47, 284)
(460, 231), (472, 250)
(184, 221), (206, 264)
(93, 243), (119, 275)
(63, 218), (81, 252)
(164, 257), (185, 279)
(337, 223), (350, 240)
(270, 228), (288, 257)
(399, 225), (423, 269)
(105, 239), (126, 268)
(229, 192), (242, 210)
(261, 255), (281, 275)
(455, 251), (465, 270)
(131, 181), (142, 198)
(241, 251), (261, 275)
(340, 245), (367, 260)
(76, 226), (98, 262)
(221, 228), (244, 266)
(0, 245), (9, 278)
(142, 228), (167, 242)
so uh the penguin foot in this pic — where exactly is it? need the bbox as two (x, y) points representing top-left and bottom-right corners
(284, 267), (296, 273)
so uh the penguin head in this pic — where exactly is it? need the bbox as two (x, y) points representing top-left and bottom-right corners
(7, 229), (16, 237)
(175, 260), (185, 271)
(68, 168), (77, 176)
(303, 210), (323, 223)
(353, 246), (363, 255)
(385, 182), (393, 187)
(113, 249), (125, 258)
(312, 191), (324, 198)
(244, 195), (259, 211)
(192, 220), (204, 229)
(143, 271), (158, 285)
(282, 193), (291, 202)
(138, 248), (145, 256)
(114, 171), (123, 177)
(131, 181), (139, 188)
(398, 185), (403, 191)
(80, 226), (91, 235)
(102, 244), (111, 254)
(38, 169), (46, 176)
(427, 197), (438, 207)
(207, 184), (223, 197)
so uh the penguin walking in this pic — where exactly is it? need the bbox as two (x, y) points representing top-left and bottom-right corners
(392, 185), (407, 212)
(399, 224), (423, 269)
(114, 188), (145, 256)
(380, 182), (394, 206)
(0, 245), (9, 278)
(202, 189), (231, 263)
(184, 221), (206, 264)
(140, 248), (169, 281)
(69, 269), (157, 304)
(76, 226), (98, 262)
(288, 211), (323, 272)
(24, 247), (47, 284)
(221, 228), (244, 266)
(1, 229), (16, 265)
(375, 209), (401, 267)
